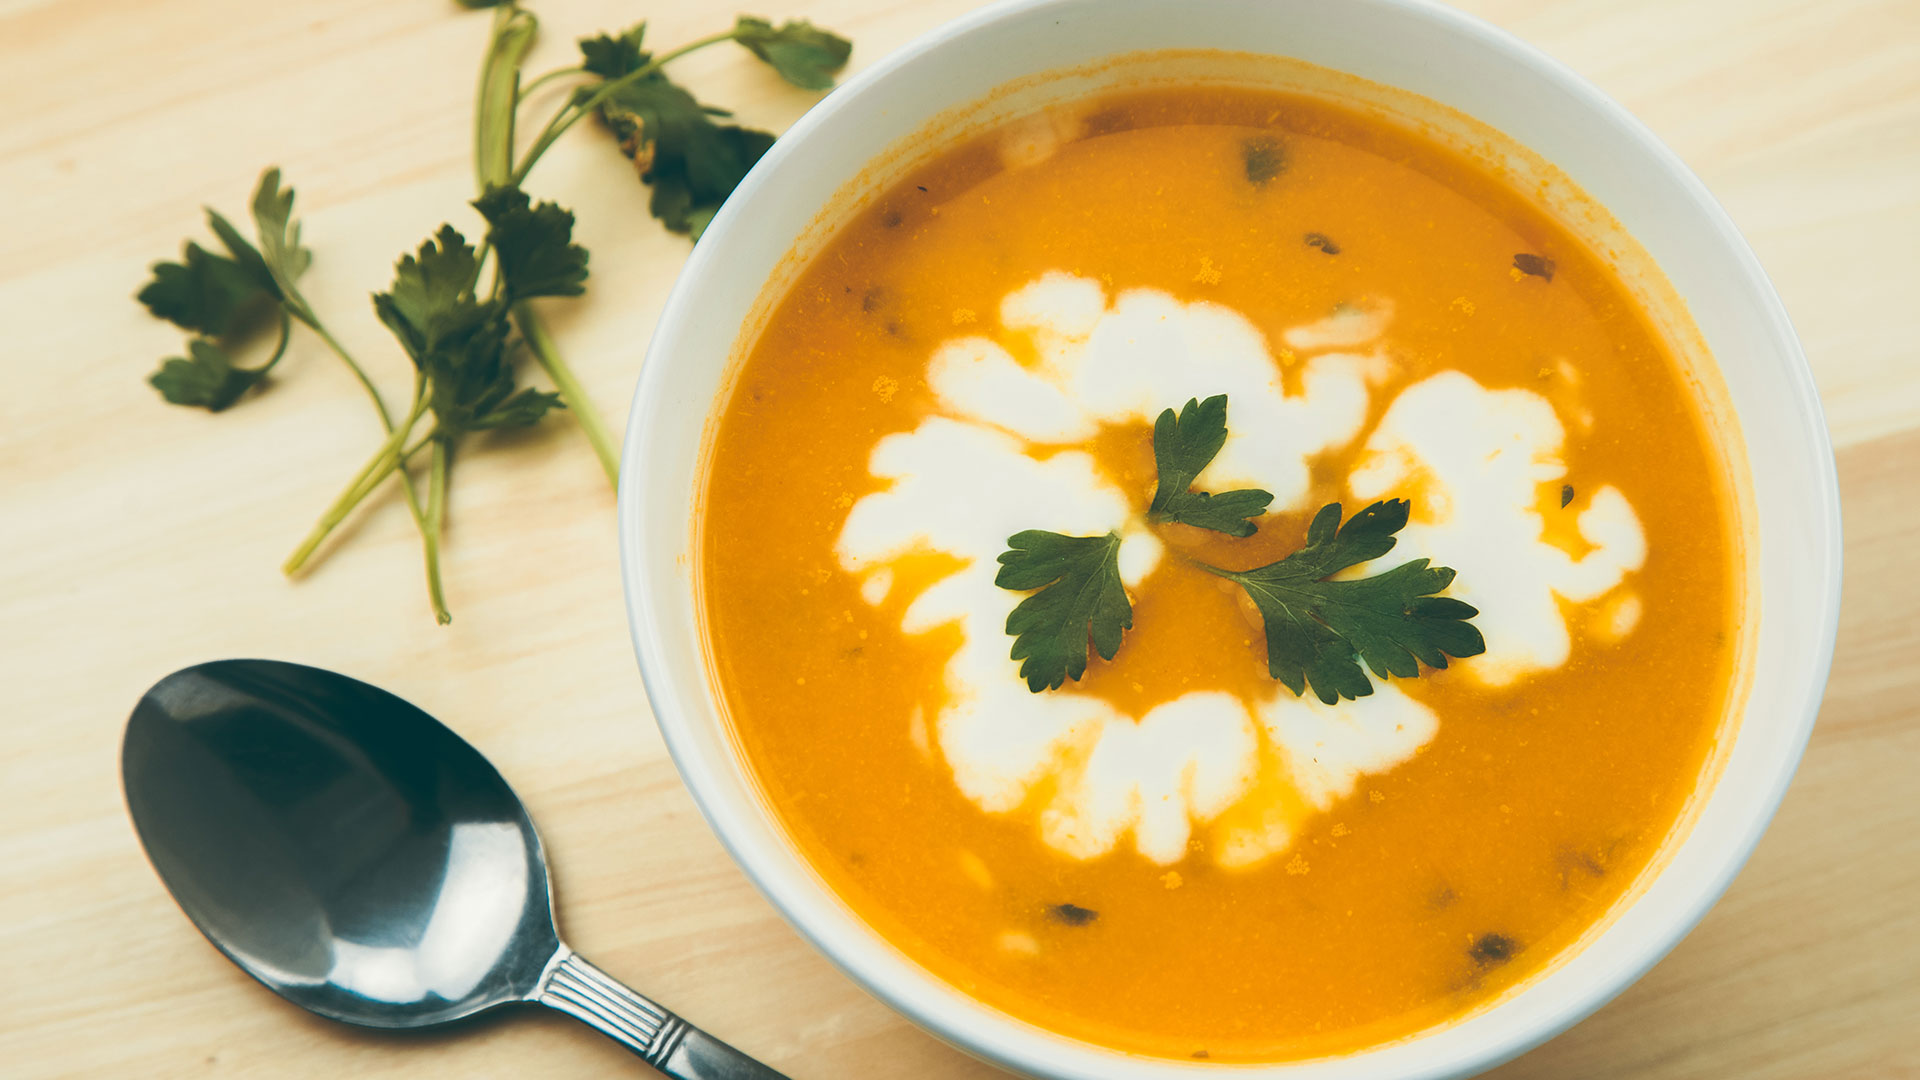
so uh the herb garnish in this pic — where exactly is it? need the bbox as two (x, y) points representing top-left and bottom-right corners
(135, 3), (850, 622)
(138, 170), (321, 412)
(1468, 933), (1519, 967)
(1199, 500), (1485, 704)
(1047, 903), (1100, 926)
(568, 16), (850, 237)
(1513, 253), (1555, 281)
(994, 396), (1484, 702)
(1147, 395), (1273, 537)
(996, 531), (1133, 692)
(1242, 136), (1286, 184)
(734, 16), (854, 91)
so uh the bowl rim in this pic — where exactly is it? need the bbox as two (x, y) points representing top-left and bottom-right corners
(617, 0), (1843, 1076)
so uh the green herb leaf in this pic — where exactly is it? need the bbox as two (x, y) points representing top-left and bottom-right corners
(454, 0), (512, 8)
(136, 241), (274, 337)
(473, 185), (590, 300)
(373, 225), (558, 438)
(417, 307), (515, 436)
(1147, 395), (1274, 537)
(241, 168), (313, 303)
(201, 210), (282, 301)
(995, 530), (1133, 692)
(733, 16), (852, 91)
(1205, 500), (1485, 704)
(578, 23), (647, 79)
(578, 24), (779, 238)
(612, 84), (774, 237)
(1513, 253), (1555, 281)
(371, 225), (487, 361)
(138, 177), (311, 413)
(1243, 136), (1286, 184)
(470, 386), (566, 430)
(148, 315), (294, 413)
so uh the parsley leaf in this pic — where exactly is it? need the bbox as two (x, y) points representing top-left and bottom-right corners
(1148, 395), (1274, 537)
(579, 24), (648, 79)
(136, 170), (315, 412)
(228, 168), (312, 307)
(996, 530), (1133, 692)
(594, 61), (775, 238)
(733, 16), (851, 91)
(372, 225), (487, 360)
(1204, 500), (1485, 704)
(136, 241), (273, 337)
(473, 185), (590, 300)
(373, 226), (561, 436)
(469, 386), (567, 430)
(150, 338), (272, 412)
(576, 16), (851, 238)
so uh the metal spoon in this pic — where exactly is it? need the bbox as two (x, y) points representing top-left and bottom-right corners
(121, 658), (786, 1080)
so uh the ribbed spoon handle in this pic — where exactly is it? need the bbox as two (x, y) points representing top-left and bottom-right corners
(537, 949), (789, 1080)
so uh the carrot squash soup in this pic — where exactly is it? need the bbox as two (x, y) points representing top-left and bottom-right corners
(701, 72), (1739, 1062)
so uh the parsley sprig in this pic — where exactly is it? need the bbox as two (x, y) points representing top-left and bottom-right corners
(136, 3), (851, 622)
(1147, 395), (1274, 536)
(993, 396), (1484, 702)
(996, 531), (1132, 692)
(560, 16), (848, 236)
(1200, 500), (1485, 704)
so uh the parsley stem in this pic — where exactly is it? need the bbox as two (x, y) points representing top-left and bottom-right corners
(282, 395), (432, 576)
(257, 310), (294, 374)
(518, 65), (584, 102)
(475, 4), (537, 193)
(400, 431), (432, 464)
(297, 314), (432, 538)
(465, 10), (619, 490)
(510, 29), (739, 185)
(302, 317), (394, 424)
(514, 303), (619, 484)
(424, 439), (452, 625)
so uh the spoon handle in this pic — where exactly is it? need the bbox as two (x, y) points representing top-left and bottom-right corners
(538, 950), (790, 1080)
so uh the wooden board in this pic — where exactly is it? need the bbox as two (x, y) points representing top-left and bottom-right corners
(2, 0), (1914, 1076)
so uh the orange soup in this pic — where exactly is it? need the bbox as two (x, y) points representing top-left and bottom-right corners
(701, 79), (1737, 1061)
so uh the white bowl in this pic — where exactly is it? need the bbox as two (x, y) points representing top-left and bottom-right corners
(618, 0), (1843, 1076)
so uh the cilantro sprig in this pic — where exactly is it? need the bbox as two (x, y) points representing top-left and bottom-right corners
(135, 3), (851, 623)
(992, 396), (1483, 701)
(996, 532), (1133, 692)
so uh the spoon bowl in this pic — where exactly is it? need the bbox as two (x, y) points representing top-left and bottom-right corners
(123, 659), (784, 1079)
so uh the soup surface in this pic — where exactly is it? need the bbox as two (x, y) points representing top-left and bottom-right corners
(702, 79), (1737, 1061)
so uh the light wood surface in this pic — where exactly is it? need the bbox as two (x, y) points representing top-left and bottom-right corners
(3, 0), (1915, 1077)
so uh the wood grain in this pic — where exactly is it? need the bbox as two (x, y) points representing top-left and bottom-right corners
(1, 1), (1913, 1077)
